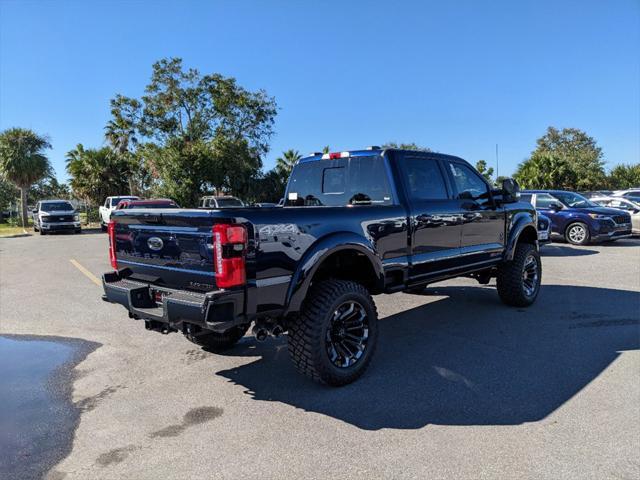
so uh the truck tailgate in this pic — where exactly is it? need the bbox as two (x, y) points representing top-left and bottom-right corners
(112, 209), (218, 290)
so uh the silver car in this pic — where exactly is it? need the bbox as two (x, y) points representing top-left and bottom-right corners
(591, 196), (640, 234)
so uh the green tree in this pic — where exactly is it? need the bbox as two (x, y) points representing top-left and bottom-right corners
(322, 145), (331, 154)
(0, 128), (52, 227)
(275, 149), (302, 180)
(520, 127), (606, 190)
(29, 175), (71, 202)
(66, 144), (131, 208)
(382, 142), (432, 152)
(514, 152), (577, 189)
(607, 164), (640, 189)
(112, 57), (277, 206)
(105, 94), (143, 195)
(475, 160), (494, 182)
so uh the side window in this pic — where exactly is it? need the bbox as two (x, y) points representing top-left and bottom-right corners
(448, 162), (489, 199)
(520, 194), (533, 205)
(535, 194), (557, 209)
(402, 157), (449, 200)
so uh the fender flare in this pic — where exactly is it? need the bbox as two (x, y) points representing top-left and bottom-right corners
(283, 232), (383, 315)
(505, 211), (538, 261)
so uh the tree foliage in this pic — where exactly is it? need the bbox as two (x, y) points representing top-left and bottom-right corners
(382, 142), (432, 152)
(515, 127), (605, 190)
(0, 128), (52, 226)
(607, 163), (640, 189)
(101, 58), (278, 206)
(275, 149), (301, 179)
(475, 160), (494, 182)
(66, 144), (131, 206)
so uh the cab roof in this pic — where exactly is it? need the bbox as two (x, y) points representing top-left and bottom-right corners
(298, 148), (465, 164)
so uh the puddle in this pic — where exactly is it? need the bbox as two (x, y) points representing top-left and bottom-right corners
(0, 335), (99, 480)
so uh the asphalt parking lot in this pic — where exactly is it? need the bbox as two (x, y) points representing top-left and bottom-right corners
(1, 231), (639, 480)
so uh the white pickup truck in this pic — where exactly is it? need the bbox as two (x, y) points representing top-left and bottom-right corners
(99, 195), (139, 231)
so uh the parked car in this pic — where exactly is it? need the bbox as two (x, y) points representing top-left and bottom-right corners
(32, 200), (81, 235)
(116, 199), (180, 210)
(99, 196), (139, 231)
(198, 196), (245, 209)
(537, 213), (552, 244)
(611, 189), (640, 202)
(520, 190), (632, 245)
(590, 196), (640, 234)
(103, 147), (541, 386)
(581, 190), (613, 198)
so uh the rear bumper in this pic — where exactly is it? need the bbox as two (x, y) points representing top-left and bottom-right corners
(102, 269), (247, 333)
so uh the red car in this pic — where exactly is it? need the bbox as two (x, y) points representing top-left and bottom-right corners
(115, 199), (179, 209)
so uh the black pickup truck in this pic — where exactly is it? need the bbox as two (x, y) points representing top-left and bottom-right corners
(103, 148), (541, 385)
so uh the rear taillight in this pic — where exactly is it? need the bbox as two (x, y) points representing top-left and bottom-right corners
(108, 221), (118, 269)
(212, 224), (247, 288)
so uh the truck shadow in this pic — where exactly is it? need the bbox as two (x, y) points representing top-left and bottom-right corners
(539, 245), (599, 256)
(215, 285), (639, 430)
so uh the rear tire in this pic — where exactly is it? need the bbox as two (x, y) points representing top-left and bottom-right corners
(565, 222), (590, 245)
(496, 242), (541, 307)
(101, 222), (107, 232)
(184, 324), (249, 352)
(287, 279), (378, 386)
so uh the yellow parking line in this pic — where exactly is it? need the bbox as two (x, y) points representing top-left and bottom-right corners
(69, 259), (101, 287)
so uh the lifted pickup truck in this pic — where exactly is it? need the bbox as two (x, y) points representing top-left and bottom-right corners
(103, 148), (541, 385)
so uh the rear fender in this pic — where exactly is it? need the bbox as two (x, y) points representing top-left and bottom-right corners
(283, 232), (383, 315)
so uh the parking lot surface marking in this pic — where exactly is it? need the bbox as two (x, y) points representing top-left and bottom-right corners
(69, 259), (101, 287)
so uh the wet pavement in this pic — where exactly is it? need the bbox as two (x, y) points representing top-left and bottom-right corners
(0, 335), (98, 480)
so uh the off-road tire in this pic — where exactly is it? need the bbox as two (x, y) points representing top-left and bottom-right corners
(565, 222), (590, 245)
(287, 279), (378, 386)
(184, 324), (249, 352)
(39, 228), (46, 235)
(496, 242), (541, 307)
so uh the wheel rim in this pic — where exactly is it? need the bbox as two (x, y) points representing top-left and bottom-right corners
(522, 254), (539, 297)
(568, 224), (586, 243)
(325, 301), (369, 369)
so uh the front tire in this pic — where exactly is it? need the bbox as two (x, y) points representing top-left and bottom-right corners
(565, 222), (590, 245)
(184, 324), (249, 352)
(288, 279), (378, 386)
(496, 242), (541, 307)
(100, 222), (107, 232)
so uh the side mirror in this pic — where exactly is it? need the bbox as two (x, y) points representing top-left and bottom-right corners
(501, 178), (520, 203)
(32, 209), (38, 214)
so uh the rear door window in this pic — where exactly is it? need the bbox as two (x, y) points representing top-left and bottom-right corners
(401, 157), (449, 200)
(535, 194), (557, 209)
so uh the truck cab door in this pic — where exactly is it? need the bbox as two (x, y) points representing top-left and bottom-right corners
(444, 161), (505, 264)
(396, 153), (464, 281)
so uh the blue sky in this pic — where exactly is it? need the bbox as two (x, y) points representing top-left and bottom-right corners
(1, 0), (638, 181)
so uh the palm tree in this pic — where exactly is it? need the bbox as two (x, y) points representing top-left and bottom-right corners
(275, 149), (302, 179)
(0, 128), (52, 227)
(105, 95), (141, 194)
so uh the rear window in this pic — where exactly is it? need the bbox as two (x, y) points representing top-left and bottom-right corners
(111, 196), (137, 207)
(215, 198), (244, 207)
(285, 155), (393, 207)
(127, 202), (178, 209)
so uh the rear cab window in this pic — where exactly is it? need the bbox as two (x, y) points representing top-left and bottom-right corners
(285, 154), (393, 207)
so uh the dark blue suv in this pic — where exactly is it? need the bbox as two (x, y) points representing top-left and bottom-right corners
(521, 190), (632, 245)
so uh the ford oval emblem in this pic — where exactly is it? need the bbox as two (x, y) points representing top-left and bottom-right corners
(147, 236), (164, 251)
